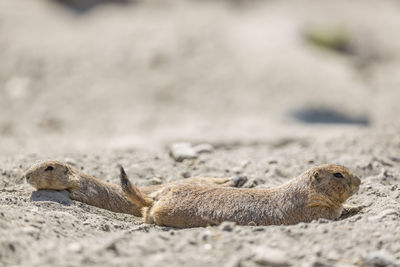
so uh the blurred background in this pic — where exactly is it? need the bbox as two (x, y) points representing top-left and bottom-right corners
(1, 0), (399, 154)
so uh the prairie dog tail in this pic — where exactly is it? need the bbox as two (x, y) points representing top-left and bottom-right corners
(120, 166), (154, 208)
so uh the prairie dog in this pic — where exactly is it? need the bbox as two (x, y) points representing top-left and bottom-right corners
(24, 160), (247, 216)
(121, 164), (361, 228)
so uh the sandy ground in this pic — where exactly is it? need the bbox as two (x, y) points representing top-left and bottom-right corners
(1, 0), (400, 266)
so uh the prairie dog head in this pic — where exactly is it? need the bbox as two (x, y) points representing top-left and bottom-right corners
(24, 160), (78, 190)
(309, 164), (361, 204)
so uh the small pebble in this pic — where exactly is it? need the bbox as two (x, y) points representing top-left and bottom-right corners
(151, 177), (163, 185)
(198, 230), (212, 241)
(106, 242), (118, 253)
(363, 250), (398, 267)
(101, 224), (110, 232)
(326, 250), (339, 260)
(240, 160), (250, 168)
(219, 221), (236, 232)
(180, 172), (191, 178)
(253, 246), (289, 267)
(169, 142), (198, 162)
(8, 243), (15, 252)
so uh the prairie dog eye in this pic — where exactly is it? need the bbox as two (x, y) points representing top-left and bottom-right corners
(333, 172), (344, 178)
(45, 166), (54, 172)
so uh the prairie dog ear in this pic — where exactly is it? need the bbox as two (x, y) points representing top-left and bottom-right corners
(311, 170), (321, 182)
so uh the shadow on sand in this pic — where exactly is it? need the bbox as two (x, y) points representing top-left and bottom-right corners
(290, 108), (370, 126)
(31, 190), (72, 205)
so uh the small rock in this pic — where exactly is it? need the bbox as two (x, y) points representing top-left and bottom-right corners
(169, 142), (198, 162)
(219, 221), (236, 232)
(232, 176), (248, 187)
(363, 250), (398, 267)
(188, 239), (197, 245)
(365, 183), (373, 190)
(180, 172), (191, 178)
(8, 243), (15, 252)
(106, 242), (118, 254)
(313, 245), (322, 257)
(326, 250), (340, 261)
(232, 167), (242, 174)
(198, 229), (213, 241)
(193, 143), (214, 154)
(151, 177), (163, 185)
(253, 246), (289, 267)
(101, 224), (110, 232)
(240, 160), (250, 168)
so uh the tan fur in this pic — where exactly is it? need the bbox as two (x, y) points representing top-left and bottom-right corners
(121, 164), (361, 228)
(24, 160), (246, 217)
